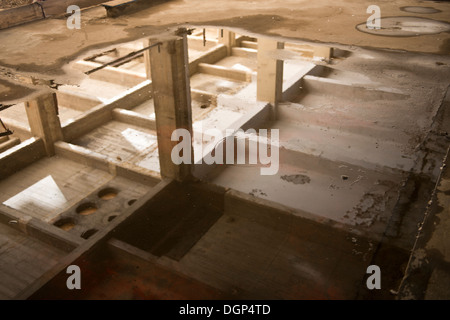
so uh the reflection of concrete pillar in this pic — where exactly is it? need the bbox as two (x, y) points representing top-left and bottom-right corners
(257, 38), (284, 119)
(313, 46), (332, 62)
(218, 29), (236, 56)
(25, 92), (63, 156)
(143, 39), (152, 79)
(149, 33), (193, 181)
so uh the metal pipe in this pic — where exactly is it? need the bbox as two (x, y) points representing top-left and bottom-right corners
(85, 42), (162, 75)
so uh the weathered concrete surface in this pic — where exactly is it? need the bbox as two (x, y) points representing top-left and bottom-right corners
(0, 0), (449, 103)
(396, 91), (450, 299)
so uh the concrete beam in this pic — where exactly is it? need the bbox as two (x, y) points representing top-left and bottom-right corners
(0, 204), (83, 252)
(240, 40), (258, 50)
(0, 3), (44, 29)
(187, 37), (217, 51)
(54, 141), (161, 186)
(62, 80), (152, 141)
(0, 119), (32, 141)
(0, 138), (46, 181)
(257, 38), (284, 118)
(62, 101), (112, 142)
(188, 44), (227, 76)
(75, 60), (146, 87)
(0, 137), (21, 154)
(56, 90), (102, 112)
(231, 47), (257, 59)
(284, 43), (314, 59)
(25, 93), (64, 156)
(0, 136), (8, 144)
(150, 34), (193, 181)
(112, 108), (156, 131)
(197, 63), (252, 82)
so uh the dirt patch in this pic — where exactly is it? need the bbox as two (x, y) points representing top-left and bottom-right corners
(281, 174), (311, 185)
(249, 188), (267, 197)
(344, 192), (389, 227)
(0, 0), (34, 9)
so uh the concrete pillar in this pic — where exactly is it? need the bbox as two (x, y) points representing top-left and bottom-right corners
(218, 29), (236, 56)
(25, 92), (63, 156)
(313, 46), (332, 62)
(143, 39), (152, 79)
(149, 32), (193, 181)
(257, 38), (284, 119)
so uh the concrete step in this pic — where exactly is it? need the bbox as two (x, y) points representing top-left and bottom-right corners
(211, 144), (405, 235)
(301, 75), (408, 101)
(272, 119), (416, 173)
(277, 102), (412, 145)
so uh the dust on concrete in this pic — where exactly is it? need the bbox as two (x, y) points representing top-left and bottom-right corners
(344, 192), (390, 227)
(249, 188), (267, 197)
(0, 0), (33, 9)
(281, 174), (311, 185)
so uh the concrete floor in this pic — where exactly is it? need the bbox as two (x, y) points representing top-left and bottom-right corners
(0, 1), (449, 300)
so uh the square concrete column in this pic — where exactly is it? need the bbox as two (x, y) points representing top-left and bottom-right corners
(143, 39), (152, 79)
(218, 29), (236, 56)
(257, 38), (284, 119)
(313, 45), (333, 62)
(25, 92), (63, 156)
(149, 32), (193, 181)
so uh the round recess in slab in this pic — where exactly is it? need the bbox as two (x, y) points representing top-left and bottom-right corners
(128, 199), (137, 206)
(76, 202), (98, 216)
(356, 17), (450, 37)
(400, 6), (441, 14)
(81, 228), (98, 239)
(54, 218), (76, 231)
(98, 187), (118, 200)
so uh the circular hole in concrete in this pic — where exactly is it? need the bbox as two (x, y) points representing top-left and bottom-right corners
(108, 215), (117, 222)
(76, 202), (98, 216)
(54, 218), (76, 231)
(200, 104), (209, 109)
(356, 17), (450, 37)
(81, 228), (98, 239)
(400, 6), (441, 14)
(98, 187), (118, 200)
(128, 199), (137, 206)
